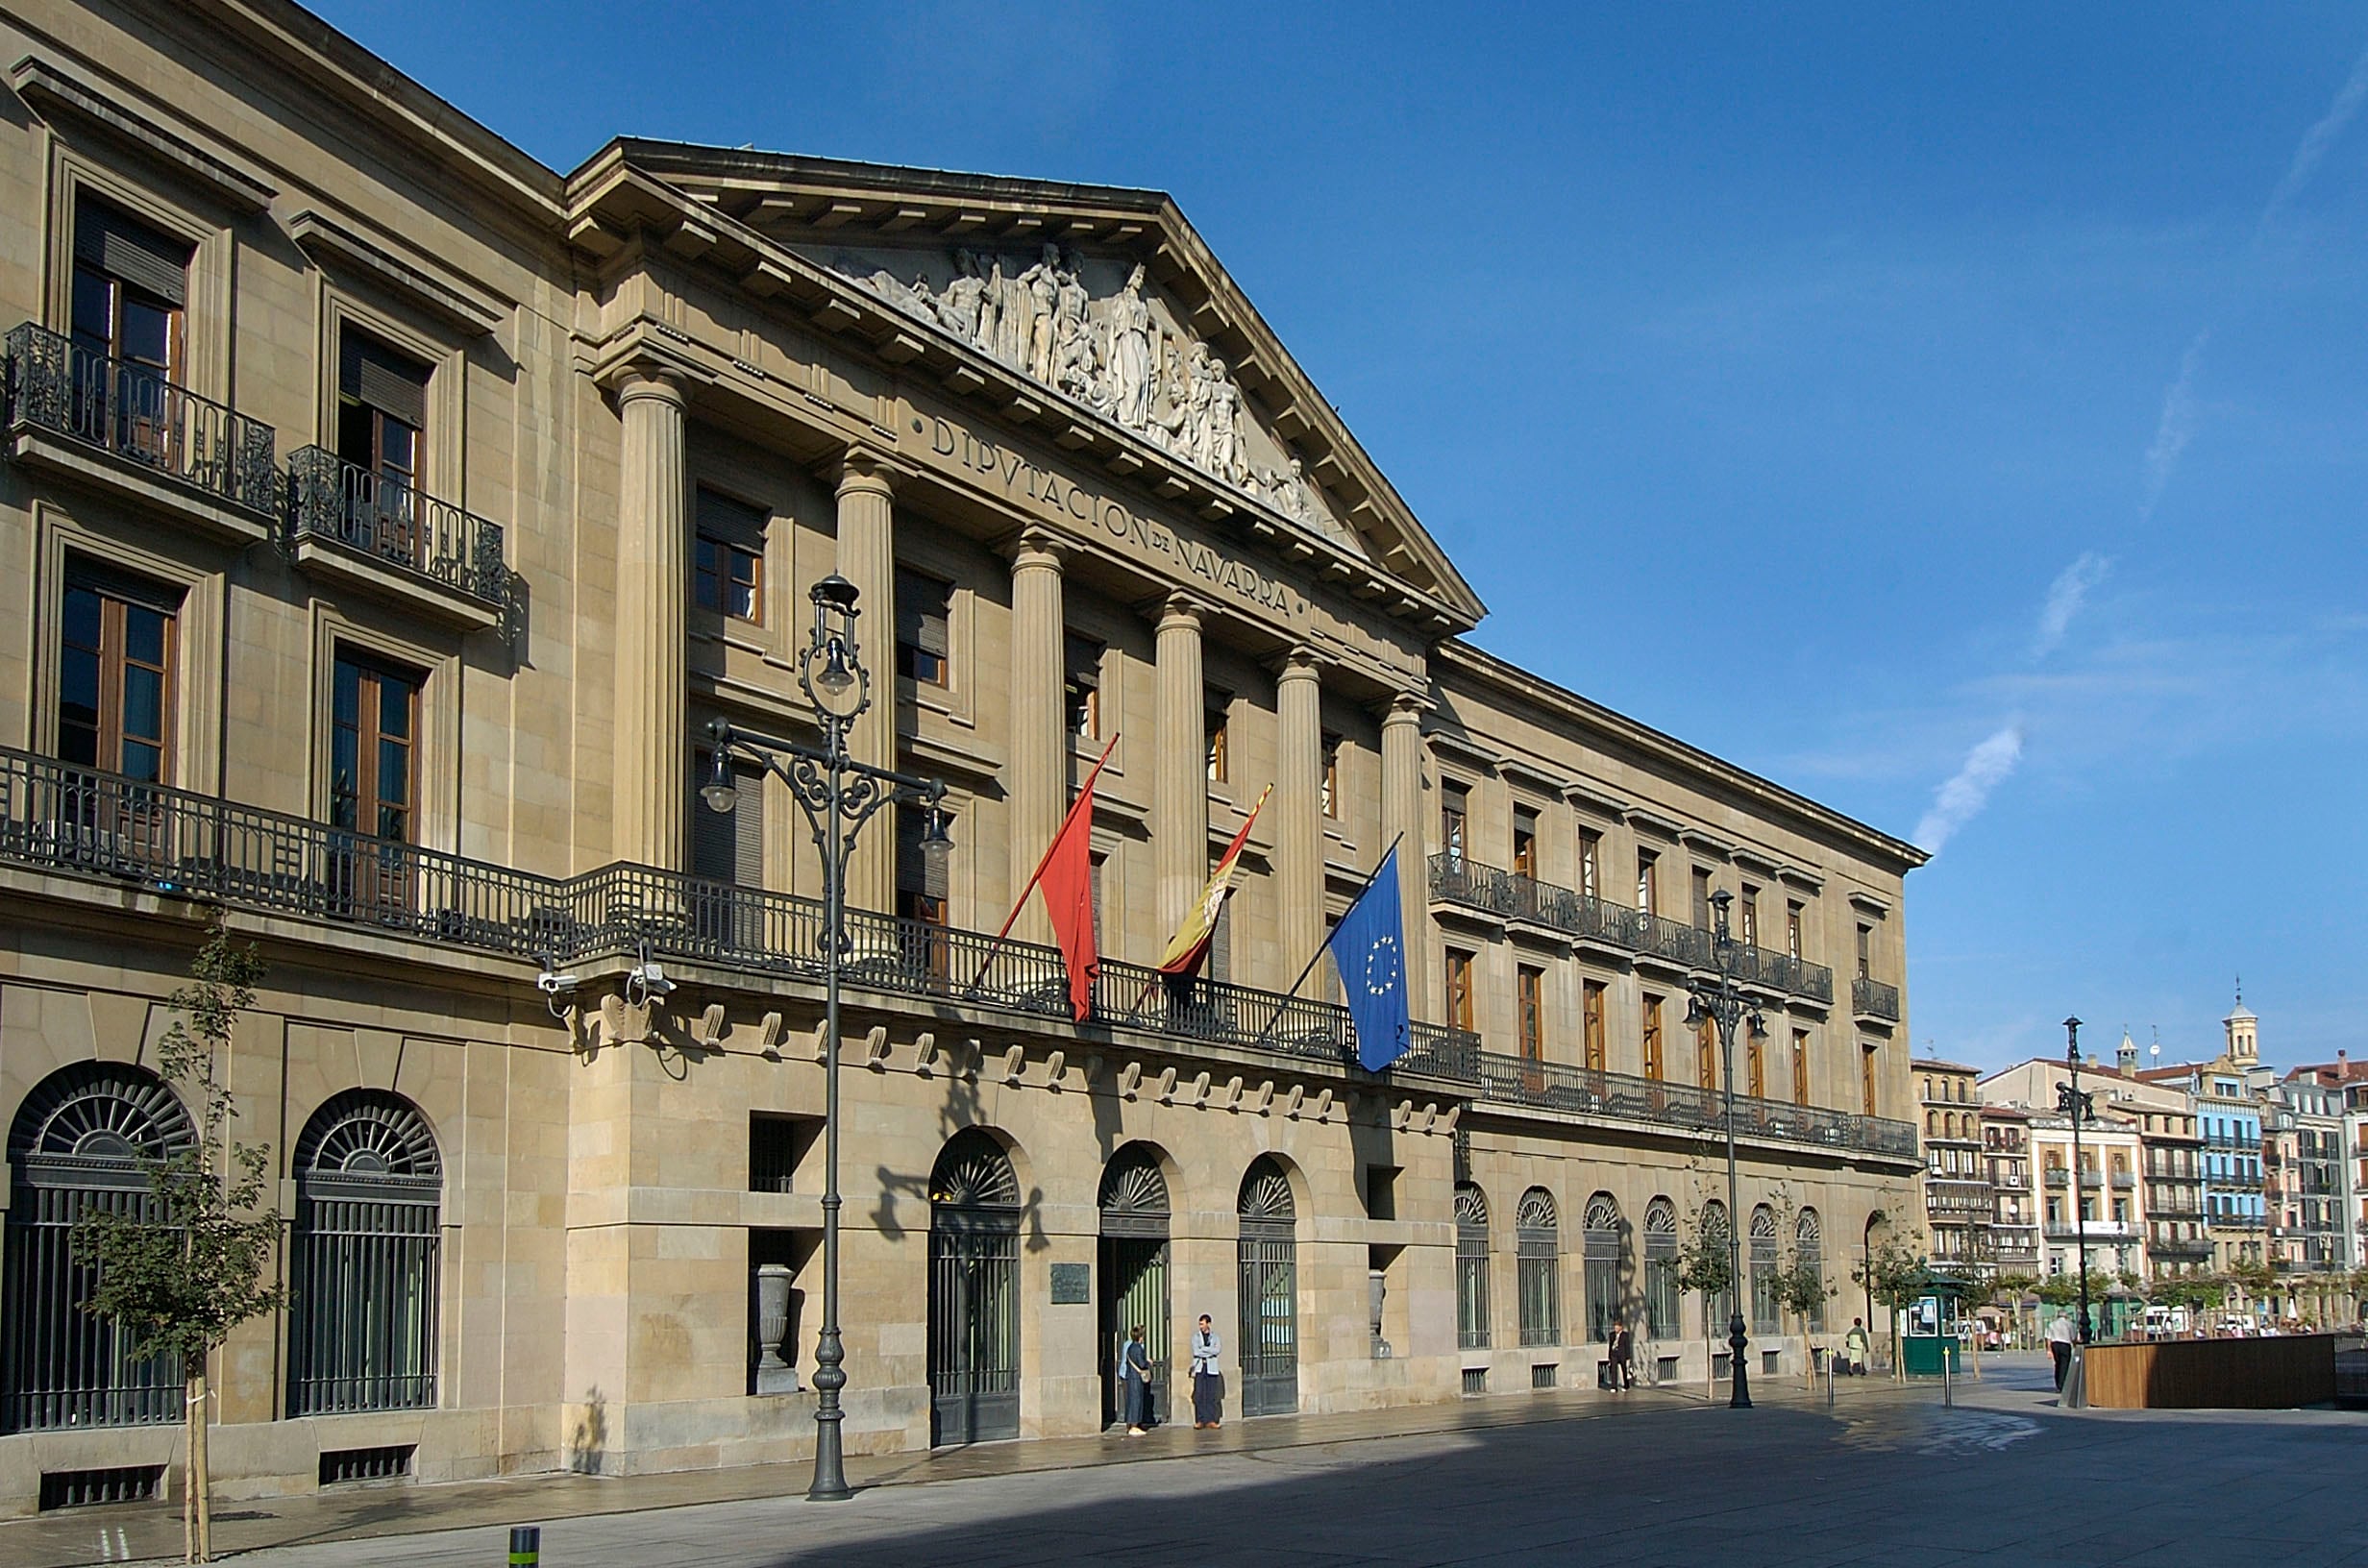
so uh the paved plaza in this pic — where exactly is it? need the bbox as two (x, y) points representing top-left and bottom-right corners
(8, 1356), (2367, 1567)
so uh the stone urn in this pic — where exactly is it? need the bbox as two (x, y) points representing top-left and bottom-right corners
(1369, 1267), (1393, 1360)
(751, 1263), (802, 1394)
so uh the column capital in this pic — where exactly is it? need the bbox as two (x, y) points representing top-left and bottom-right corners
(1155, 591), (1207, 635)
(1270, 644), (1324, 683)
(834, 443), (907, 502)
(613, 361), (688, 409)
(1382, 690), (1431, 725)
(1005, 525), (1069, 575)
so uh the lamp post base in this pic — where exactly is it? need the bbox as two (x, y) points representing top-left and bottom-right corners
(1728, 1318), (1753, 1409)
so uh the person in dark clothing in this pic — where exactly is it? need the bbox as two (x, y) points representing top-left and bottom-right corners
(1607, 1318), (1636, 1389)
(1121, 1324), (1153, 1434)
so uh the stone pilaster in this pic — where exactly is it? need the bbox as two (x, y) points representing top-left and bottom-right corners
(836, 450), (899, 916)
(1007, 528), (1067, 944)
(614, 369), (687, 870)
(1152, 595), (1207, 941)
(1381, 692), (1428, 1017)
(1274, 647), (1325, 981)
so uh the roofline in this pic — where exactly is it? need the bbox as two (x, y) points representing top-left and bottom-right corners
(1912, 1058), (1978, 1073)
(1436, 640), (1929, 873)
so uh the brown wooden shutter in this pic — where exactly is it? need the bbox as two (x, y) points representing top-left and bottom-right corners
(895, 569), (950, 658)
(897, 804), (949, 902)
(691, 756), (762, 887)
(338, 332), (431, 429)
(74, 195), (189, 306)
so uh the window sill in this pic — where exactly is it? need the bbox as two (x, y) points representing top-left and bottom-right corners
(9, 426), (276, 548)
(291, 533), (503, 632)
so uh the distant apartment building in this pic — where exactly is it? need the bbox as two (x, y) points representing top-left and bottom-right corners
(2137, 999), (2267, 1273)
(1981, 1104), (2040, 1276)
(1914, 1058), (1991, 1273)
(1982, 1057), (2149, 1287)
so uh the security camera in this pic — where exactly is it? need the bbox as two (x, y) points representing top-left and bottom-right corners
(629, 960), (676, 998)
(536, 969), (580, 996)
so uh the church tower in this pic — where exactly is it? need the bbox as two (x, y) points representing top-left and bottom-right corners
(2223, 982), (2258, 1068)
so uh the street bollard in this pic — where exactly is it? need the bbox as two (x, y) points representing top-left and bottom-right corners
(1825, 1357), (1836, 1409)
(509, 1526), (541, 1567)
(1942, 1346), (1955, 1409)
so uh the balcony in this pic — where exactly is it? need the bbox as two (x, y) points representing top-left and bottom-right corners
(2109, 1170), (2134, 1189)
(285, 446), (510, 628)
(2149, 1237), (2214, 1261)
(1426, 853), (1835, 1004)
(4, 320), (279, 538)
(1851, 973), (1901, 1023)
(2043, 1220), (2134, 1241)
(0, 745), (1475, 1088)
(1458, 1047), (1917, 1160)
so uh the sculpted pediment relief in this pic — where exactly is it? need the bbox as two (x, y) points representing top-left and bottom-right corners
(800, 239), (1367, 559)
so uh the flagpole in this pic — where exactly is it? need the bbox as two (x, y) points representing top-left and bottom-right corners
(1252, 832), (1403, 1050)
(963, 732), (1119, 995)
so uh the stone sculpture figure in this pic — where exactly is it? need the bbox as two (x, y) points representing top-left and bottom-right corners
(937, 249), (989, 342)
(1021, 243), (1063, 383)
(1203, 357), (1245, 483)
(1106, 263), (1153, 428)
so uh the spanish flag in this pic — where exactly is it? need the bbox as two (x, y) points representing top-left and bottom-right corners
(1156, 784), (1270, 977)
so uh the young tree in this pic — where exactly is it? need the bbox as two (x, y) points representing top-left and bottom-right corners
(1991, 1271), (2039, 1347)
(1674, 1202), (1737, 1378)
(74, 923), (283, 1564)
(1851, 1236), (1928, 1375)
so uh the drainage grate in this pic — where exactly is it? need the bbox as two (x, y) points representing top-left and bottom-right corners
(319, 1445), (415, 1486)
(39, 1466), (163, 1510)
(1530, 1363), (1557, 1390)
(1461, 1367), (1487, 1395)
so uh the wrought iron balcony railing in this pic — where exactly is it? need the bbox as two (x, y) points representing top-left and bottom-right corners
(285, 445), (508, 611)
(5, 321), (279, 514)
(1852, 973), (1902, 1021)
(1458, 1048), (1917, 1159)
(0, 745), (1465, 1085)
(1426, 853), (1835, 1003)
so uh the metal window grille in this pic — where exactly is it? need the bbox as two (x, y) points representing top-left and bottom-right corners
(1461, 1367), (1487, 1396)
(1643, 1198), (1681, 1340)
(1750, 1206), (1781, 1335)
(1795, 1210), (1825, 1332)
(287, 1092), (441, 1416)
(1455, 1183), (1491, 1350)
(2, 1063), (193, 1434)
(1530, 1363), (1557, 1390)
(1238, 1158), (1298, 1417)
(319, 1444), (414, 1485)
(39, 1465), (164, 1510)
(1517, 1188), (1560, 1347)
(929, 1132), (1021, 1445)
(1583, 1193), (1622, 1343)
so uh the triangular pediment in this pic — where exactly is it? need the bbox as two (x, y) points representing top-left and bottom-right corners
(569, 141), (1486, 627)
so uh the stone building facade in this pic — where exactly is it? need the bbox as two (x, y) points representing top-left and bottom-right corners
(0, 0), (1924, 1517)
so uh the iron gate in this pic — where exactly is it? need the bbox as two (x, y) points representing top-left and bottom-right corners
(1099, 1144), (1172, 1428)
(929, 1132), (1022, 1445)
(1237, 1157), (1298, 1417)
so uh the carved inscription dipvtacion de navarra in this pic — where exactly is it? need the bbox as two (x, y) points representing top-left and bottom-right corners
(917, 410), (1310, 625)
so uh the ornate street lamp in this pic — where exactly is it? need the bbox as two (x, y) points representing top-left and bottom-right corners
(2058, 1017), (2095, 1348)
(704, 574), (950, 1502)
(1685, 888), (1766, 1409)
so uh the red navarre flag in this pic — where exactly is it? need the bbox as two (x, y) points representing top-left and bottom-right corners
(1035, 736), (1118, 1020)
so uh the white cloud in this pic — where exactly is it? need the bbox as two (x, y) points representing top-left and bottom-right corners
(2031, 551), (2110, 659)
(1913, 723), (2024, 854)
(2260, 44), (2368, 232)
(2141, 330), (2208, 518)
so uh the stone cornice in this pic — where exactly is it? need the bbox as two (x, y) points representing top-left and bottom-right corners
(288, 208), (510, 335)
(11, 54), (275, 212)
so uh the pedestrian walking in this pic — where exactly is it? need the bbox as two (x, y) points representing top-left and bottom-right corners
(1121, 1324), (1153, 1435)
(2046, 1310), (2075, 1391)
(1190, 1313), (1224, 1428)
(1843, 1316), (1870, 1376)
(1606, 1318), (1635, 1389)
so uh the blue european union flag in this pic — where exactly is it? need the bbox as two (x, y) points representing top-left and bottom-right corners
(1331, 847), (1412, 1072)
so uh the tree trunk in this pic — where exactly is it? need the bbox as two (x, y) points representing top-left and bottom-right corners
(182, 1372), (195, 1564)
(191, 1366), (211, 1562)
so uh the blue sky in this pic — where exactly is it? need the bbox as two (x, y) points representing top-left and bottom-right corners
(314, 2), (2368, 1072)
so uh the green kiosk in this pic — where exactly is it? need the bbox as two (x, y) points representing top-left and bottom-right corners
(1900, 1271), (1973, 1378)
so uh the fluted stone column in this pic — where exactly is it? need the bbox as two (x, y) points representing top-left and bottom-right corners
(1007, 528), (1067, 944)
(1152, 595), (1207, 940)
(1275, 648), (1325, 981)
(835, 451), (898, 916)
(1381, 693), (1427, 1017)
(615, 369), (688, 870)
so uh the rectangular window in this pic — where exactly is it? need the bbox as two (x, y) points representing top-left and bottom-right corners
(1856, 922), (1873, 980)
(1577, 829), (1599, 898)
(1636, 850), (1658, 915)
(336, 331), (431, 490)
(1746, 1027), (1765, 1099)
(1641, 993), (1664, 1081)
(1792, 1028), (1811, 1106)
(1446, 948), (1475, 1032)
(895, 568), (952, 687)
(1512, 806), (1539, 879)
(1696, 1015), (1717, 1090)
(896, 802), (951, 980)
(1517, 966), (1544, 1062)
(1205, 694), (1230, 783)
(1582, 980), (1607, 1072)
(690, 749), (763, 888)
(1442, 780), (1468, 864)
(71, 194), (187, 386)
(331, 651), (422, 844)
(1691, 867), (1713, 930)
(1787, 899), (1804, 959)
(1064, 634), (1102, 739)
(694, 535), (762, 623)
(60, 565), (178, 783)
(1739, 885), (1760, 947)
(1861, 1041), (1878, 1116)
(1320, 732), (1342, 819)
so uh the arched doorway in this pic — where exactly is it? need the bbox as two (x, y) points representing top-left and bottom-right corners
(1237, 1156), (1298, 1416)
(928, 1130), (1021, 1445)
(1582, 1192), (1622, 1342)
(1, 1063), (194, 1433)
(1455, 1182), (1492, 1350)
(288, 1090), (443, 1415)
(1098, 1143), (1171, 1429)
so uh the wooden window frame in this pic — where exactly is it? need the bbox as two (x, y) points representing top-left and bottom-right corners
(695, 534), (764, 625)
(331, 649), (423, 845)
(1446, 948), (1476, 1033)
(1641, 993), (1664, 1082)
(1517, 966), (1545, 1062)
(1636, 850), (1658, 916)
(59, 569), (178, 783)
(1065, 634), (1103, 741)
(1205, 696), (1230, 784)
(1582, 979), (1607, 1072)
(1320, 733), (1342, 820)
(1791, 1028), (1811, 1107)
(1441, 781), (1468, 863)
(895, 569), (953, 689)
(1577, 829), (1599, 899)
